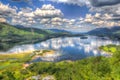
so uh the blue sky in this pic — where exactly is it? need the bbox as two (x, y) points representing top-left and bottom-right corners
(0, 0), (120, 32)
(0, 0), (89, 18)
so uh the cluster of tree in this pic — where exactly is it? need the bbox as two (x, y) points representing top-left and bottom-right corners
(0, 45), (120, 80)
(99, 45), (120, 53)
(0, 23), (72, 51)
(27, 45), (120, 80)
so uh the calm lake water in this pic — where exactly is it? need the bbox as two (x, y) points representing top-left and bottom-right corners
(1, 36), (120, 61)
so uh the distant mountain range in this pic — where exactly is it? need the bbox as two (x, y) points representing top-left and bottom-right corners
(87, 26), (120, 40)
(88, 27), (120, 34)
(15, 25), (71, 34)
(47, 29), (70, 33)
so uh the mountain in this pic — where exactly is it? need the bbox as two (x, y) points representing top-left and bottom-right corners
(0, 23), (52, 42)
(0, 23), (72, 51)
(88, 27), (120, 34)
(87, 26), (120, 40)
(0, 23), (51, 51)
(47, 29), (70, 33)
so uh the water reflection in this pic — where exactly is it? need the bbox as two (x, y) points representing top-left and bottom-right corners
(1, 36), (120, 61)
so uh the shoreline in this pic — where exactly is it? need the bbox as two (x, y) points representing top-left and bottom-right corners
(0, 50), (34, 55)
(0, 34), (85, 52)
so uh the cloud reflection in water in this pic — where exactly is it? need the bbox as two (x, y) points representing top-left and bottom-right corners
(3, 36), (120, 61)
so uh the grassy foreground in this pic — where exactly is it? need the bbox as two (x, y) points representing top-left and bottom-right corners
(0, 51), (33, 60)
(0, 45), (120, 80)
(27, 45), (120, 80)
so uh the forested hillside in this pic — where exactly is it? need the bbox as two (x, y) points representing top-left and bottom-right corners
(0, 23), (70, 51)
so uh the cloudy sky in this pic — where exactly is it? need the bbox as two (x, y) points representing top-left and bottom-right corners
(0, 0), (120, 32)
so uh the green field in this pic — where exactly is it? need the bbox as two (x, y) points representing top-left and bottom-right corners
(99, 45), (120, 54)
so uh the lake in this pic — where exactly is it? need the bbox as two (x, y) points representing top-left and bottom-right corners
(0, 36), (120, 61)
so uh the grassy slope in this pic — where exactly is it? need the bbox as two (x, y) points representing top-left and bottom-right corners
(26, 45), (120, 80)
(0, 23), (73, 51)
(0, 23), (45, 40)
(0, 22), (86, 52)
(0, 23), (45, 51)
(0, 45), (119, 80)
(0, 23), (57, 51)
(88, 27), (120, 40)
(99, 45), (120, 54)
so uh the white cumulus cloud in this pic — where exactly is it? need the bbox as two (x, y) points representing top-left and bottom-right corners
(34, 4), (63, 18)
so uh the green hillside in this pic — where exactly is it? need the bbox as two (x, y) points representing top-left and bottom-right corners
(0, 45), (120, 80)
(0, 23), (46, 41)
(0, 23), (48, 51)
(87, 27), (120, 40)
(0, 23), (66, 51)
